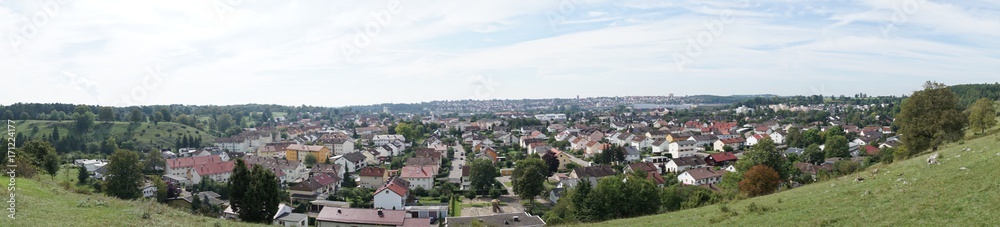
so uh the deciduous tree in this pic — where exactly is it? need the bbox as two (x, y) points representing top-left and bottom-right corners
(512, 158), (547, 203)
(106, 149), (144, 200)
(739, 165), (781, 197)
(969, 98), (997, 134)
(896, 81), (966, 159)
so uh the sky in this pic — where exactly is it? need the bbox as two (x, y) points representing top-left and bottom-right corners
(1, 0), (998, 107)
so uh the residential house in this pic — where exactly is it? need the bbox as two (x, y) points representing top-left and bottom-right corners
(569, 165), (617, 182)
(678, 167), (725, 185)
(358, 167), (388, 189)
(272, 204), (309, 227)
(624, 146), (641, 162)
(666, 133), (691, 143)
(373, 177), (410, 210)
(769, 131), (786, 144)
(333, 152), (368, 173)
(651, 139), (668, 154)
(544, 148), (574, 170)
(705, 152), (738, 166)
(746, 134), (769, 146)
(373, 134), (407, 146)
(285, 144), (331, 163)
(664, 156), (707, 173)
(289, 173), (341, 203)
(687, 135), (719, 149)
(323, 138), (355, 156)
(714, 137), (746, 151)
(316, 207), (430, 227)
(629, 135), (652, 150)
(400, 166), (438, 190)
(243, 156), (309, 183)
(668, 140), (698, 158)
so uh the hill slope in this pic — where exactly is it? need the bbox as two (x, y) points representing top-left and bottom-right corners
(584, 134), (1000, 226)
(13, 120), (214, 151)
(0, 176), (263, 226)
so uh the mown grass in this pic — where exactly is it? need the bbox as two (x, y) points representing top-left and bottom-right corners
(581, 133), (1000, 226)
(0, 175), (264, 227)
(13, 120), (214, 151)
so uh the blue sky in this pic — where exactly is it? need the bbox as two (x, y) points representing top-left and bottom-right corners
(1, 0), (998, 107)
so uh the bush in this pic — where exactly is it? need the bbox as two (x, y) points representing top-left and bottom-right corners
(739, 165), (781, 197)
(464, 190), (477, 200)
(489, 188), (502, 199)
(412, 187), (429, 197)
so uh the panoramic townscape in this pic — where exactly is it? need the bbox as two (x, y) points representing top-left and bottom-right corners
(3, 1), (999, 226)
(3, 82), (1000, 226)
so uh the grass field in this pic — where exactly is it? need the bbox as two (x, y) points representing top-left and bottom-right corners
(0, 174), (263, 226)
(580, 133), (1000, 226)
(13, 120), (214, 151)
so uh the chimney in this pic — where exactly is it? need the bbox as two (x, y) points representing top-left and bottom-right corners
(513, 216), (520, 222)
(337, 209), (341, 214)
(377, 208), (384, 217)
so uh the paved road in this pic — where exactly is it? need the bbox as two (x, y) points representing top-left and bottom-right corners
(562, 152), (590, 168)
(448, 142), (466, 184)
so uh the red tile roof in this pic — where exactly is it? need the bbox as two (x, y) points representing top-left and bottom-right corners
(374, 177), (409, 197)
(709, 152), (739, 162)
(864, 145), (880, 156)
(167, 156), (222, 169)
(193, 161), (234, 176)
(359, 167), (386, 177)
(400, 166), (436, 179)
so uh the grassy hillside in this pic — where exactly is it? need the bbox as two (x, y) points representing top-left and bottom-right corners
(13, 120), (214, 151)
(584, 133), (1000, 226)
(0, 174), (263, 226)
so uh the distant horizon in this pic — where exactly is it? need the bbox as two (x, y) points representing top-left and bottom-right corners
(0, 89), (934, 109)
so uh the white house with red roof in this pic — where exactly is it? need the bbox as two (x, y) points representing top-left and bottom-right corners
(400, 166), (438, 190)
(373, 178), (410, 211)
(746, 134), (769, 146)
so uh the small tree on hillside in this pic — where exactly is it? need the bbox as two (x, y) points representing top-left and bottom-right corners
(739, 165), (781, 197)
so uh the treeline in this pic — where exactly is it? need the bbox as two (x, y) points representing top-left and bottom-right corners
(950, 83), (1000, 109)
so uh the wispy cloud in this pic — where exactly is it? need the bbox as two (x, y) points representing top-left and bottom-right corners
(1, 0), (997, 107)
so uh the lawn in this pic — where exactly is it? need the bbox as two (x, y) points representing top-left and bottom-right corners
(0, 173), (263, 226)
(579, 133), (1000, 226)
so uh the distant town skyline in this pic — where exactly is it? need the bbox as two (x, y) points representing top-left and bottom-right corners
(2, 1), (997, 107)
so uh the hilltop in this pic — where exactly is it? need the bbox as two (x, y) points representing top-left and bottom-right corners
(581, 133), (1000, 226)
(13, 120), (214, 152)
(0, 173), (263, 226)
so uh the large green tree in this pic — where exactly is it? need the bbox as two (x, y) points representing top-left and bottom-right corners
(19, 141), (60, 180)
(824, 135), (850, 158)
(511, 158), (547, 203)
(229, 159), (282, 223)
(586, 175), (661, 221)
(105, 149), (144, 200)
(785, 127), (803, 148)
(129, 108), (145, 123)
(968, 98), (997, 134)
(802, 128), (823, 147)
(468, 158), (499, 194)
(735, 137), (788, 179)
(802, 144), (825, 165)
(98, 107), (115, 123)
(144, 149), (165, 174)
(895, 81), (966, 159)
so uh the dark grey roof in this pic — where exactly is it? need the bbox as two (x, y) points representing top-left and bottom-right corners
(625, 146), (640, 156)
(670, 156), (706, 167)
(342, 152), (366, 163)
(572, 165), (617, 179)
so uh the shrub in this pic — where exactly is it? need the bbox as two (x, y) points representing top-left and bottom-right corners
(739, 165), (781, 197)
